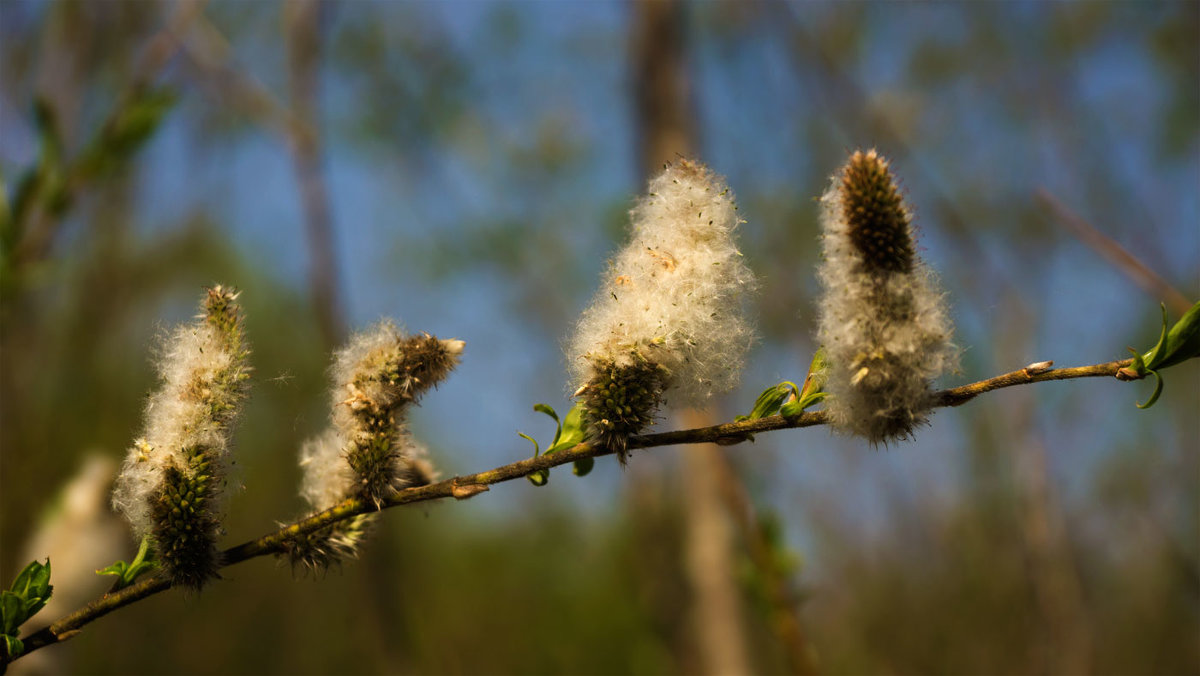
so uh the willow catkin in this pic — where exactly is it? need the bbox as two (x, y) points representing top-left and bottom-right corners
(569, 159), (757, 462)
(816, 150), (958, 443)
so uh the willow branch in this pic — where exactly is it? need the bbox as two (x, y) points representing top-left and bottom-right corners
(934, 358), (1133, 407)
(9, 355), (1143, 664)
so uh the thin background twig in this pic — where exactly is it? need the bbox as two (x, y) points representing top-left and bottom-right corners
(1036, 188), (1192, 317)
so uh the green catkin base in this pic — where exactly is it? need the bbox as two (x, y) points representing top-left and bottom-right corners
(346, 417), (402, 507)
(581, 356), (668, 465)
(150, 449), (220, 589)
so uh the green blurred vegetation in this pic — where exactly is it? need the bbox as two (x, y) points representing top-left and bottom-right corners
(1, 1), (1197, 674)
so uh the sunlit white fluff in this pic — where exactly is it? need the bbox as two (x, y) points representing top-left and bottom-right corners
(112, 318), (245, 536)
(569, 159), (757, 404)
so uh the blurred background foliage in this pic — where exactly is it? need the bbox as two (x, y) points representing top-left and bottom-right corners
(1, 1), (1197, 674)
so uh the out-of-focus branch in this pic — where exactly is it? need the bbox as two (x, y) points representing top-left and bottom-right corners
(130, 0), (209, 92)
(176, 7), (344, 347)
(13, 0), (206, 270)
(711, 451), (817, 675)
(285, 0), (345, 348)
(180, 15), (311, 143)
(7, 354), (1161, 664)
(1036, 188), (1192, 317)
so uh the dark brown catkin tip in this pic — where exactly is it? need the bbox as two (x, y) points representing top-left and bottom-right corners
(840, 149), (915, 274)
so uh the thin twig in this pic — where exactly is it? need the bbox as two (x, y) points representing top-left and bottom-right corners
(9, 355), (1140, 663)
(934, 359), (1132, 407)
(180, 15), (312, 144)
(1036, 189), (1192, 317)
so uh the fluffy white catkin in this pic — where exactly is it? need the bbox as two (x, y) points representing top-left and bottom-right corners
(327, 321), (459, 504)
(111, 285), (250, 588)
(569, 159), (756, 461)
(816, 150), (957, 443)
(285, 321), (458, 571)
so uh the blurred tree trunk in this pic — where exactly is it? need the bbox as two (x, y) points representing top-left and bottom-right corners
(631, 0), (694, 176)
(631, 2), (751, 674)
(285, 0), (344, 350)
(999, 297), (1093, 675)
(678, 414), (754, 676)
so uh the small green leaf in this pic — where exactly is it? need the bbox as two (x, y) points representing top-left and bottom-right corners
(9, 566), (33, 598)
(3, 633), (23, 659)
(743, 383), (795, 421)
(519, 431), (549, 486)
(1152, 301), (1200, 371)
(98, 538), (155, 590)
(518, 432), (540, 458)
(546, 402), (586, 454)
(1136, 369), (1164, 409)
(737, 382), (797, 443)
(572, 457), (595, 477)
(800, 348), (828, 400)
(97, 561), (130, 579)
(1126, 301), (1200, 409)
(525, 402), (590, 485)
(1, 591), (24, 635)
(8, 559), (50, 604)
(21, 596), (45, 620)
(1126, 346), (1148, 377)
(1140, 304), (1171, 370)
(533, 403), (563, 447)
(28, 560), (50, 601)
(781, 391), (827, 417)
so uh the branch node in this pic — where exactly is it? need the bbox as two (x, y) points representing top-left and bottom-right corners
(451, 482), (488, 500)
(1023, 360), (1054, 376)
(1114, 367), (1143, 381)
